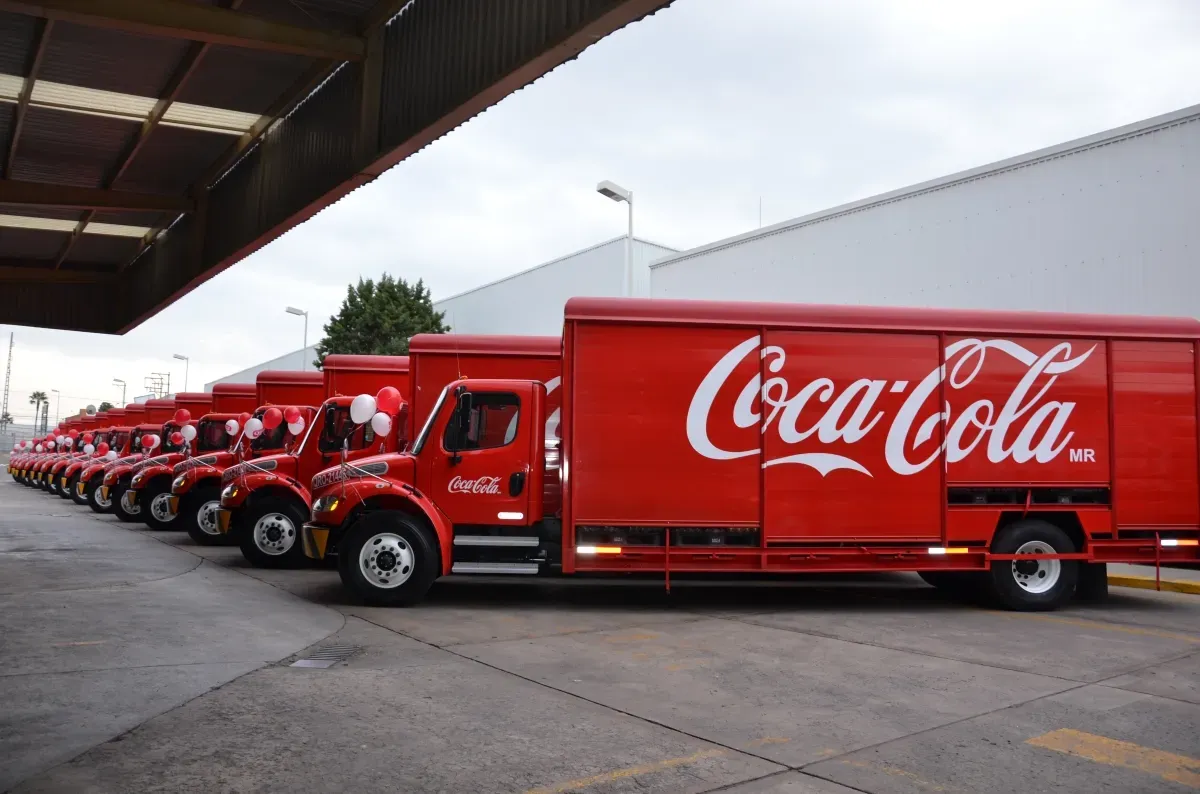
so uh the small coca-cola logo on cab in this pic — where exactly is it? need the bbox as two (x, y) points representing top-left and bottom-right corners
(687, 335), (1095, 477)
(448, 475), (502, 495)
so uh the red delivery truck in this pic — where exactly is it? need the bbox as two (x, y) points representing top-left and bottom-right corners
(126, 391), (215, 529)
(217, 355), (410, 568)
(303, 298), (1200, 611)
(170, 371), (323, 545)
(104, 398), (178, 521)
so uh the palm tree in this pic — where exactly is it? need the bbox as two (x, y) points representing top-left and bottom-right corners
(29, 391), (46, 433)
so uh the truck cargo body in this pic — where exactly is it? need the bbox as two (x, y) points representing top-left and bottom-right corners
(304, 298), (1200, 610)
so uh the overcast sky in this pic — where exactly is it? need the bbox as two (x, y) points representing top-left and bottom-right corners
(3, 0), (1199, 425)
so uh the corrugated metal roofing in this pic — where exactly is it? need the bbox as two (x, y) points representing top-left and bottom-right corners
(0, 0), (676, 333)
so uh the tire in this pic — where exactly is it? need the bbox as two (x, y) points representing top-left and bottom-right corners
(70, 472), (89, 506)
(111, 479), (142, 523)
(85, 476), (111, 513)
(183, 485), (230, 546)
(140, 477), (179, 531)
(918, 571), (984, 600)
(239, 495), (309, 569)
(337, 512), (439, 607)
(57, 472), (74, 499)
(46, 472), (60, 496)
(987, 520), (1078, 611)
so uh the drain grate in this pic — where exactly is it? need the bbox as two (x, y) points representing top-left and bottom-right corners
(290, 644), (361, 668)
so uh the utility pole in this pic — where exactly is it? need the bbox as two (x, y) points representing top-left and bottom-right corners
(0, 333), (11, 435)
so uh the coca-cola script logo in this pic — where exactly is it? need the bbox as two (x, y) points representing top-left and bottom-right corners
(687, 336), (1094, 477)
(447, 475), (502, 495)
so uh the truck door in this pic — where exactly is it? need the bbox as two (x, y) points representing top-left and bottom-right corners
(427, 382), (541, 526)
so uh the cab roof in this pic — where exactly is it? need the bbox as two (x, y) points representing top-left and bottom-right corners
(322, 354), (410, 373)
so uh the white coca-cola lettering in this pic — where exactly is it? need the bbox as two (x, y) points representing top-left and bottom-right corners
(448, 475), (502, 495)
(687, 335), (1094, 477)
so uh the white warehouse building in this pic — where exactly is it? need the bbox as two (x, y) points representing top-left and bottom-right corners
(209, 103), (1198, 386)
(652, 104), (1199, 316)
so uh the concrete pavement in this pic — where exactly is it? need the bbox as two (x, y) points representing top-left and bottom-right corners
(2, 478), (1199, 793)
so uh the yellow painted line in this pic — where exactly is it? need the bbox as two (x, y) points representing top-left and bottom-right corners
(1027, 728), (1200, 788)
(1109, 574), (1200, 596)
(524, 748), (727, 794)
(990, 611), (1200, 644)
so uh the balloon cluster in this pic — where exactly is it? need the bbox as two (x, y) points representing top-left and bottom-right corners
(348, 386), (403, 438)
(141, 434), (161, 451)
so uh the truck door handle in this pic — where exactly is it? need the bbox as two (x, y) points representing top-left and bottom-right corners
(509, 472), (525, 497)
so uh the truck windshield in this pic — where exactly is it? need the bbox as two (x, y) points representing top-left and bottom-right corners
(317, 405), (376, 454)
(196, 420), (230, 452)
(250, 410), (301, 452)
(113, 431), (129, 452)
(161, 424), (186, 453)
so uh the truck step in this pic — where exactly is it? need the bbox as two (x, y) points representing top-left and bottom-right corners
(453, 535), (540, 548)
(451, 562), (540, 575)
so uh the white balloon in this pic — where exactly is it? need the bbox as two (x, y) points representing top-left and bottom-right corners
(47, 440), (56, 449)
(244, 417), (263, 436)
(36, 444), (43, 452)
(287, 419), (305, 435)
(64, 438), (73, 448)
(149, 434), (161, 449)
(225, 419), (240, 435)
(350, 393), (376, 424)
(370, 411), (392, 437)
(84, 443), (95, 455)
(56, 435), (65, 445)
(105, 450), (118, 461)
(181, 424), (197, 441)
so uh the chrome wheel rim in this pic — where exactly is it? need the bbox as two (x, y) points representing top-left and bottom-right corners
(196, 500), (221, 536)
(1012, 540), (1060, 594)
(95, 486), (111, 509)
(150, 493), (175, 523)
(358, 532), (414, 589)
(253, 513), (296, 556)
(121, 490), (141, 515)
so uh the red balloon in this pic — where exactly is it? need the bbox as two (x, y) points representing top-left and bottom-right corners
(97, 442), (110, 455)
(238, 412), (252, 425)
(170, 431), (185, 445)
(262, 406), (283, 430)
(83, 433), (94, 444)
(283, 406), (301, 424)
(68, 429), (79, 439)
(174, 408), (191, 424)
(141, 434), (153, 448)
(375, 386), (402, 414)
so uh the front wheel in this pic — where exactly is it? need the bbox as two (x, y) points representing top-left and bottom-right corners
(86, 476), (111, 513)
(183, 485), (229, 546)
(141, 478), (179, 531)
(337, 512), (440, 607)
(986, 520), (1078, 611)
(70, 472), (89, 506)
(239, 496), (309, 569)
(112, 480), (142, 523)
(59, 472), (77, 500)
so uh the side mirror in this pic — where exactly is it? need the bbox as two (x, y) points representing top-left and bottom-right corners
(447, 391), (473, 466)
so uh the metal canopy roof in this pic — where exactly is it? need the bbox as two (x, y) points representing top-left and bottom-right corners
(0, 0), (673, 333)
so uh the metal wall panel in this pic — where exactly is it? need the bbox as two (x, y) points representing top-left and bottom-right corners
(650, 107), (1200, 320)
(433, 237), (677, 336)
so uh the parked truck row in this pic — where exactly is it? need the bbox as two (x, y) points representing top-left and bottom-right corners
(9, 298), (1200, 611)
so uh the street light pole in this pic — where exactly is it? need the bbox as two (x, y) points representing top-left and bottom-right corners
(51, 389), (60, 425)
(113, 378), (126, 406)
(596, 181), (634, 297)
(173, 354), (189, 391)
(285, 307), (309, 370)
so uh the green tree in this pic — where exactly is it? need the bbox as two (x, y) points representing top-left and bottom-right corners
(98, 401), (114, 412)
(314, 274), (449, 367)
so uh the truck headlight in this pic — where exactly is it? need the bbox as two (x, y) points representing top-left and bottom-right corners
(131, 473), (144, 487)
(221, 485), (239, 501)
(104, 473), (116, 485)
(312, 495), (340, 515)
(172, 475), (187, 492)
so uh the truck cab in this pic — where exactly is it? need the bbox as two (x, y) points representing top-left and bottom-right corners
(304, 378), (551, 605)
(217, 354), (410, 569)
(170, 371), (322, 545)
(79, 408), (133, 513)
(127, 392), (214, 530)
(63, 419), (113, 505)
